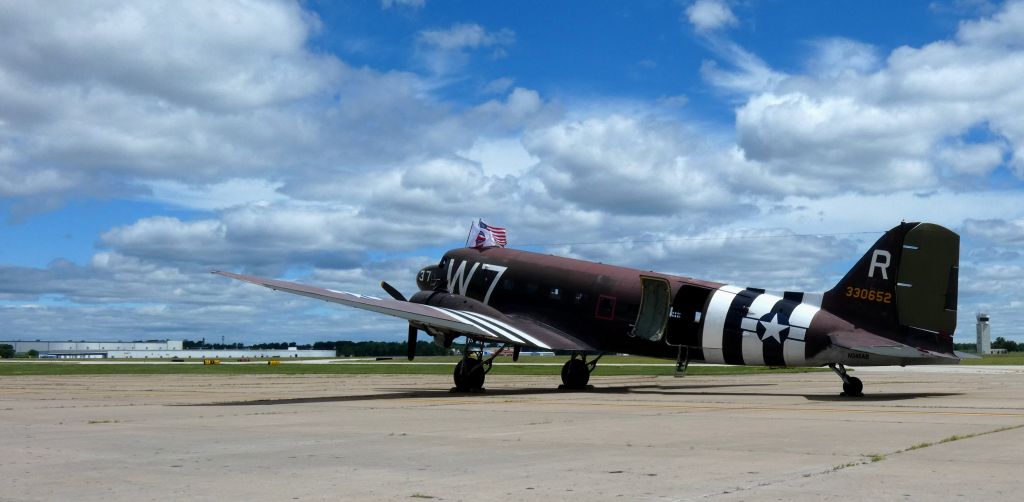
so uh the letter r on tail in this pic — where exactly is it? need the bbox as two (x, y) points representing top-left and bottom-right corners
(869, 250), (891, 280)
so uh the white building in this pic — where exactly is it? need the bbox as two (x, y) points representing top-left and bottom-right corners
(1, 340), (185, 352)
(0, 340), (334, 359)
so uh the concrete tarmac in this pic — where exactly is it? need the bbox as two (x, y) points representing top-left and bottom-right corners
(2, 369), (1023, 501)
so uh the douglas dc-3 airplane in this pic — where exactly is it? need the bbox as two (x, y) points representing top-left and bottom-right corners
(215, 221), (962, 397)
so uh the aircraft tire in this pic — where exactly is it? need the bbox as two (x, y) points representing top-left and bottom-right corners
(843, 377), (864, 397)
(453, 358), (485, 391)
(560, 359), (590, 389)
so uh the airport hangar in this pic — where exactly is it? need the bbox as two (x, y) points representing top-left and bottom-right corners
(0, 340), (335, 359)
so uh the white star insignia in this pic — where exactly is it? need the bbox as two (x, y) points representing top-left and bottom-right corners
(759, 313), (787, 343)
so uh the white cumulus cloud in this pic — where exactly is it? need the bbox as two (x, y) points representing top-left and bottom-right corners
(686, 0), (738, 33)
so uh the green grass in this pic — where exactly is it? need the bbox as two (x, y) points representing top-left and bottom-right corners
(0, 356), (826, 377)
(961, 353), (1024, 365)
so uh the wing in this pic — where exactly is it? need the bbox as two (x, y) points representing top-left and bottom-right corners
(213, 271), (595, 352)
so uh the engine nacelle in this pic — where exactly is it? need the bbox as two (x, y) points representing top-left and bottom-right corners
(409, 290), (505, 319)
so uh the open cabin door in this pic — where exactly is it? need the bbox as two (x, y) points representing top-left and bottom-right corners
(632, 276), (672, 342)
(665, 284), (713, 347)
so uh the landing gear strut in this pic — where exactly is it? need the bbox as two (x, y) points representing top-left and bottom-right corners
(560, 353), (602, 390)
(829, 363), (863, 397)
(674, 345), (690, 378)
(451, 340), (509, 392)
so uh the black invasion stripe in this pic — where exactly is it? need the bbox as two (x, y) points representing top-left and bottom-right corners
(455, 310), (526, 345)
(783, 291), (803, 302)
(763, 298), (801, 367)
(722, 290), (759, 365)
(439, 308), (512, 343)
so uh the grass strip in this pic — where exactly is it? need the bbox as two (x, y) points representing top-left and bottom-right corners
(830, 423), (1024, 473)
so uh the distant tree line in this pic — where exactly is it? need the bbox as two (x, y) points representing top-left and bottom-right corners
(0, 345), (38, 359)
(954, 337), (1022, 353)
(181, 339), (453, 357)
(183, 340), (250, 350)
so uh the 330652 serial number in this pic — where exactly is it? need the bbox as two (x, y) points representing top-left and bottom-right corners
(845, 287), (892, 304)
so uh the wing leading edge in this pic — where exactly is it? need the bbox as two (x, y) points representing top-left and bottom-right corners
(212, 271), (594, 352)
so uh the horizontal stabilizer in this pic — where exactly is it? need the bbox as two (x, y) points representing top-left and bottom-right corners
(829, 330), (959, 361)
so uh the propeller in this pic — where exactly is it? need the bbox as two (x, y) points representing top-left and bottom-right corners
(382, 281), (417, 360)
(407, 324), (418, 361)
(381, 281), (407, 302)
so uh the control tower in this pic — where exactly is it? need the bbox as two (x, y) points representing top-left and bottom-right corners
(976, 313), (991, 355)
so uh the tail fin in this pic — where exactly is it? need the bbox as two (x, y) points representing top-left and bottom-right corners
(823, 222), (959, 350)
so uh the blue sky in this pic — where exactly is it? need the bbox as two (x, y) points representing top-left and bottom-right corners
(2, 0), (1023, 344)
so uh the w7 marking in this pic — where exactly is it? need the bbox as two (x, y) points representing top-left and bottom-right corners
(446, 260), (509, 305)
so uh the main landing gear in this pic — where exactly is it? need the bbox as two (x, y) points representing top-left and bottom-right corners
(829, 363), (864, 397)
(449, 342), (604, 392)
(560, 353), (602, 390)
(451, 340), (508, 392)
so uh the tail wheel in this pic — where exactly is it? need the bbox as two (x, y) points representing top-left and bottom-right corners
(843, 377), (864, 397)
(560, 358), (590, 389)
(453, 358), (485, 391)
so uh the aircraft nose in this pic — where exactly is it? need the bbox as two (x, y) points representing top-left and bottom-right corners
(416, 265), (442, 291)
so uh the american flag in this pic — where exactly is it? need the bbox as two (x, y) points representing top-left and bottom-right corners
(479, 220), (507, 247)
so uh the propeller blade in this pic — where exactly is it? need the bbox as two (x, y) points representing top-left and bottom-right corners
(380, 281), (407, 302)
(407, 325), (418, 361)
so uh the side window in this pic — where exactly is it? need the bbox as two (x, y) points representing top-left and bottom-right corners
(595, 295), (616, 320)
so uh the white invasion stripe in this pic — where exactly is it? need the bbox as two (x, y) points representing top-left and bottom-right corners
(423, 306), (494, 339)
(739, 292), (780, 367)
(746, 292), (783, 321)
(721, 285), (745, 295)
(789, 303), (821, 329)
(740, 317), (758, 332)
(465, 313), (552, 349)
(800, 293), (823, 308)
(452, 310), (527, 345)
(741, 331), (765, 366)
(783, 339), (807, 366)
(701, 286), (742, 364)
(787, 326), (807, 342)
(433, 307), (550, 350)
(325, 289), (382, 300)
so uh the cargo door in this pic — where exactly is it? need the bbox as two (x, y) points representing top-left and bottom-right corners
(632, 276), (671, 342)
